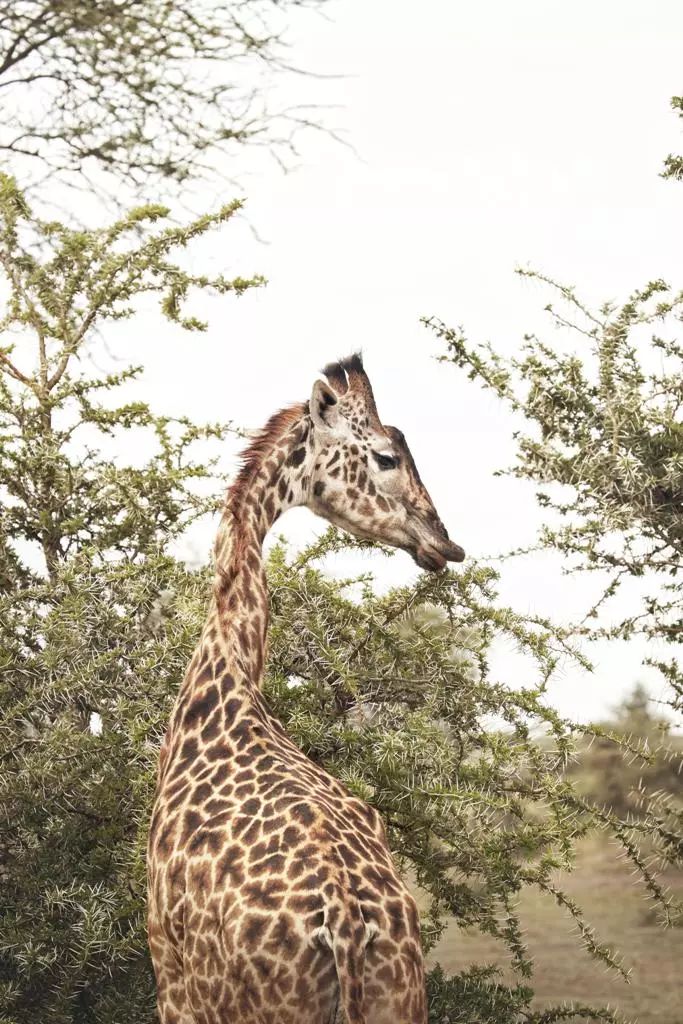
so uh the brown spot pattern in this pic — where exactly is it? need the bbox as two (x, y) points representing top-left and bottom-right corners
(148, 355), (434, 1024)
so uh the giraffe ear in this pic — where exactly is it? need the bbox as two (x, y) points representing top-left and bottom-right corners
(310, 379), (342, 433)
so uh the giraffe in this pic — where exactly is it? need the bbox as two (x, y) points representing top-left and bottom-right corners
(147, 354), (465, 1024)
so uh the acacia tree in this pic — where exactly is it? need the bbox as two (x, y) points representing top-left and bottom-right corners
(426, 273), (682, 711)
(0, 0), (329, 194)
(0, 173), (263, 578)
(427, 98), (683, 720)
(425, 185), (683, 872)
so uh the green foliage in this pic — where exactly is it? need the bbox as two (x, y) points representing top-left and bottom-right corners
(425, 259), (683, 889)
(425, 963), (622, 1024)
(662, 95), (683, 180)
(5, 529), (678, 1022)
(266, 533), (682, 965)
(426, 963), (534, 1024)
(422, 97), (683, 1000)
(0, 553), (205, 1023)
(425, 270), (682, 712)
(0, 0), (329, 192)
(0, 177), (262, 580)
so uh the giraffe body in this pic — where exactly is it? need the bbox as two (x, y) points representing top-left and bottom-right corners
(148, 356), (464, 1023)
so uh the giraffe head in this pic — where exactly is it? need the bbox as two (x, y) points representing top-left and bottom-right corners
(307, 354), (464, 571)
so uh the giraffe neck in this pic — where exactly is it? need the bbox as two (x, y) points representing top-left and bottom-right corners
(162, 409), (313, 769)
(203, 409), (313, 688)
(162, 407), (315, 770)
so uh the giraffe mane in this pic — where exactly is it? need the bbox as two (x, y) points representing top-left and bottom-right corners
(228, 402), (308, 512)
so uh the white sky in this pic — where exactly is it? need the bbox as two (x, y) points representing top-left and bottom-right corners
(85, 0), (683, 721)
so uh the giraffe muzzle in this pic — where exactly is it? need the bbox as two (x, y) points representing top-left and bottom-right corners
(408, 510), (465, 571)
(412, 538), (465, 571)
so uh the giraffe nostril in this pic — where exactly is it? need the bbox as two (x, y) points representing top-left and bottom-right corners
(444, 540), (465, 562)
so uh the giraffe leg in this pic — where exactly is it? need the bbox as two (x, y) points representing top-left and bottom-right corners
(182, 906), (340, 1024)
(154, 959), (197, 1024)
(363, 933), (428, 1024)
(149, 924), (196, 1024)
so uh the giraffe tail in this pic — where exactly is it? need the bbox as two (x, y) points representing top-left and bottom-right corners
(311, 898), (378, 1024)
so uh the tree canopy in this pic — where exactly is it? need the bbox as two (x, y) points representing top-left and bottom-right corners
(0, 173), (263, 583)
(426, 269), (682, 716)
(0, 0), (328, 194)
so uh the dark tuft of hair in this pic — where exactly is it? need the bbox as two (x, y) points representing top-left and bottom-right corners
(321, 352), (365, 395)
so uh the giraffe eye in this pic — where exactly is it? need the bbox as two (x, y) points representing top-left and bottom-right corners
(372, 451), (398, 471)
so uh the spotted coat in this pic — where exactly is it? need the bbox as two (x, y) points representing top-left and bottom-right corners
(148, 355), (464, 1024)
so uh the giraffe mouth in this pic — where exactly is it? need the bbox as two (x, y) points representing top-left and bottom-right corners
(413, 539), (465, 572)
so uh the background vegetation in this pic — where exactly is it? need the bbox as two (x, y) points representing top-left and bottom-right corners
(1, 0), (331, 196)
(0, 4), (681, 1023)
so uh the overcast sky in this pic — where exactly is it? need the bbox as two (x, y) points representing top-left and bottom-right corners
(105, 0), (683, 722)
